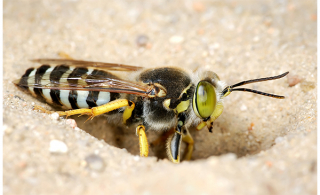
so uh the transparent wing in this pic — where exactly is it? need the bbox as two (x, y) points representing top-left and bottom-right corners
(31, 59), (144, 71)
(14, 68), (153, 97)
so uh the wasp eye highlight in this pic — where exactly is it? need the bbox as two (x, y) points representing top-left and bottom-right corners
(194, 81), (216, 119)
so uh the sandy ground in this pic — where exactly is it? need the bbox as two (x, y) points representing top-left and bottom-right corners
(3, 0), (317, 194)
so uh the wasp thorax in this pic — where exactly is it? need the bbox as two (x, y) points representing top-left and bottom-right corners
(193, 81), (216, 119)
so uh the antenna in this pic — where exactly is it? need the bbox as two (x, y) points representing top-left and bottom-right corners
(221, 72), (289, 99)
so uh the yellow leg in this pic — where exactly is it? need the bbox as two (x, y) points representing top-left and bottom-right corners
(182, 128), (194, 161)
(61, 99), (132, 120)
(33, 105), (55, 114)
(34, 99), (134, 122)
(136, 125), (149, 157)
(123, 101), (135, 124)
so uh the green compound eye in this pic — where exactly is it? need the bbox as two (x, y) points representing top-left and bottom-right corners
(193, 81), (216, 119)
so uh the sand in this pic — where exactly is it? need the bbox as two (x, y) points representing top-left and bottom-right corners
(3, 0), (317, 194)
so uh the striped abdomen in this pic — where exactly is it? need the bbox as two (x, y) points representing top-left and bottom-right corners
(14, 65), (120, 110)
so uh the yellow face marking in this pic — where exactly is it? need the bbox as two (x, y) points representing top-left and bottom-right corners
(209, 101), (224, 123)
(196, 101), (224, 131)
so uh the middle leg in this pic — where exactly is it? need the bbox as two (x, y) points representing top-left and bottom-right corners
(182, 127), (194, 161)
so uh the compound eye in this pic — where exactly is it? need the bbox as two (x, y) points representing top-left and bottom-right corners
(193, 81), (216, 118)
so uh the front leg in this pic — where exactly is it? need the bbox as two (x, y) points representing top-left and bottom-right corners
(166, 112), (187, 163)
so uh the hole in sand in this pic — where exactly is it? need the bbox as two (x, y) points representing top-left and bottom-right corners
(73, 107), (273, 162)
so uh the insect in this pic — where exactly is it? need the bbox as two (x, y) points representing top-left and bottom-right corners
(14, 59), (289, 163)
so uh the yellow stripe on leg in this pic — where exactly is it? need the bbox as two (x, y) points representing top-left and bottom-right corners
(91, 99), (131, 116)
(33, 105), (55, 114)
(136, 125), (149, 157)
(57, 108), (92, 117)
(56, 99), (132, 121)
(123, 101), (135, 124)
(182, 128), (194, 161)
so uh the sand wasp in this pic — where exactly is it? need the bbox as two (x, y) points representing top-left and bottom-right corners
(14, 59), (289, 163)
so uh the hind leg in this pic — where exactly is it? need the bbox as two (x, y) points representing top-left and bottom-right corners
(34, 99), (135, 124)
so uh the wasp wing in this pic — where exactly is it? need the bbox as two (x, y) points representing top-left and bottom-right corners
(14, 66), (152, 97)
(31, 59), (144, 71)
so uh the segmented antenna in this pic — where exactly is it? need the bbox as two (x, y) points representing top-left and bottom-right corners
(221, 72), (289, 99)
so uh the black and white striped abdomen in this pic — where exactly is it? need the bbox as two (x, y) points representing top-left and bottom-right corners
(14, 64), (120, 109)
